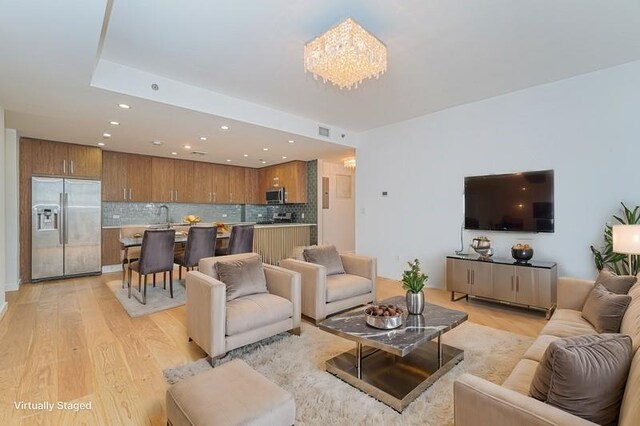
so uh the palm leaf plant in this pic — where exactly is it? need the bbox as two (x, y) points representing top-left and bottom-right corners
(590, 202), (640, 275)
(402, 259), (428, 293)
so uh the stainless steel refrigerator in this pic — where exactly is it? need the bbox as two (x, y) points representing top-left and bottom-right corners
(32, 177), (102, 281)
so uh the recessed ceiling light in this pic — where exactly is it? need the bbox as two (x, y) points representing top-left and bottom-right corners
(200, 137), (207, 141)
(184, 145), (192, 149)
(226, 159), (231, 162)
(220, 125), (229, 130)
(261, 160), (267, 164)
(118, 103), (131, 109)
(282, 156), (288, 159)
(288, 140), (294, 144)
(110, 121), (120, 126)
(171, 152), (178, 155)
(151, 140), (163, 146)
(243, 154), (249, 157)
(97, 142), (105, 146)
(103, 133), (111, 138)
(263, 148), (269, 151)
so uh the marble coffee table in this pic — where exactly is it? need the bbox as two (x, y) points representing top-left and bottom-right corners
(318, 296), (468, 412)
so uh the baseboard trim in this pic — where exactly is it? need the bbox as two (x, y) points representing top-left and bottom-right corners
(5, 282), (19, 292)
(102, 264), (123, 273)
(0, 302), (8, 323)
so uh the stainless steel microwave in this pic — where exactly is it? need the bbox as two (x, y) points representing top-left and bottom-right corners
(266, 187), (285, 204)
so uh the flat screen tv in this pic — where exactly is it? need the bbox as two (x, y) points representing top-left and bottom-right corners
(464, 170), (554, 233)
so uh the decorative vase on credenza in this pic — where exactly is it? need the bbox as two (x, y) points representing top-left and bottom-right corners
(402, 258), (428, 315)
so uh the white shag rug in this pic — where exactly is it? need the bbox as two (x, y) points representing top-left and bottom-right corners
(105, 277), (186, 317)
(164, 321), (533, 425)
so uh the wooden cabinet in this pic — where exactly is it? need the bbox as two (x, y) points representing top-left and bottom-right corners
(211, 164), (230, 203)
(151, 157), (175, 202)
(103, 152), (152, 201)
(193, 162), (214, 203)
(173, 160), (195, 203)
(25, 138), (102, 179)
(245, 168), (260, 204)
(447, 256), (557, 317)
(258, 161), (307, 204)
(229, 167), (246, 204)
(101, 228), (121, 266)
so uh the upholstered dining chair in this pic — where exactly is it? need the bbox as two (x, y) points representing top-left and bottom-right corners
(215, 224), (254, 256)
(175, 226), (217, 280)
(128, 229), (176, 304)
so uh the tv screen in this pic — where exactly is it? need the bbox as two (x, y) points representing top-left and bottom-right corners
(464, 170), (554, 233)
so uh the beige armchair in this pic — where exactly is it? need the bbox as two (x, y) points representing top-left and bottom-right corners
(280, 253), (376, 324)
(186, 253), (301, 361)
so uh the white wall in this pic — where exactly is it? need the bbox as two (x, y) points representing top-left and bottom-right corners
(4, 129), (19, 291)
(356, 61), (640, 288)
(0, 108), (6, 314)
(320, 160), (356, 252)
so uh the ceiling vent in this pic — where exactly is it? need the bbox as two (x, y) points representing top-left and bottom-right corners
(191, 151), (207, 156)
(318, 126), (330, 137)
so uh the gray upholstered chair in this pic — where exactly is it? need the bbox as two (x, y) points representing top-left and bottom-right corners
(280, 249), (377, 324)
(128, 229), (176, 304)
(186, 253), (301, 361)
(216, 224), (254, 256)
(175, 226), (217, 280)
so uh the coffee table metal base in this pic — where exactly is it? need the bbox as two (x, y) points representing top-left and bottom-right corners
(326, 341), (464, 413)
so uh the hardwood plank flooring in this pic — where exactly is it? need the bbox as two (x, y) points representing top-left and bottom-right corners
(0, 273), (547, 425)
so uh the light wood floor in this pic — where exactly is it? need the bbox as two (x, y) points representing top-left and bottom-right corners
(0, 274), (547, 425)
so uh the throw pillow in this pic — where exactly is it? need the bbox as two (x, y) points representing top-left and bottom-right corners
(215, 254), (268, 301)
(582, 284), (631, 333)
(303, 245), (345, 275)
(529, 334), (633, 426)
(595, 269), (637, 294)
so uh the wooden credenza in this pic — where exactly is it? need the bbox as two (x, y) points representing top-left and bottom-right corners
(446, 255), (557, 318)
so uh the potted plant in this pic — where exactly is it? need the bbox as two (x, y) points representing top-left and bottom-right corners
(402, 259), (428, 315)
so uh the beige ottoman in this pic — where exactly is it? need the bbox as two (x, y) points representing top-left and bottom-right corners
(166, 359), (295, 426)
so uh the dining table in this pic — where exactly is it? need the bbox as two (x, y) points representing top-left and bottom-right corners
(119, 230), (230, 248)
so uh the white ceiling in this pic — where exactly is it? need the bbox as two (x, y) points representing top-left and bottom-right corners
(1, 0), (640, 163)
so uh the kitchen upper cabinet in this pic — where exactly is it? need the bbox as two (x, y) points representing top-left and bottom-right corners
(244, 168), (260, 204)
(25, 138), (101, 179)
(102, 152), (152, 201)
(151, 157), (175, 202)
(258, 161), (307, 204)
(211, 164), (230, 203)
(228, 167), (246, 204)
(193, 162), (213, 203)
(173, 160), (195, 203)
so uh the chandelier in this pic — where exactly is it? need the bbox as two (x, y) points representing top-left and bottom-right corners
(304, 18), (387, 90)
(344, 158), (356, 169)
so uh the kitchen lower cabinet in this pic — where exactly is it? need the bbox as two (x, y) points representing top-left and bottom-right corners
(446, 255), (557, 318)
(102, 228), (121, 266)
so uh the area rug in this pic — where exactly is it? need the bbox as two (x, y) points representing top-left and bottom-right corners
(105, 277), (186, 317)
(164, 321), (533, 425)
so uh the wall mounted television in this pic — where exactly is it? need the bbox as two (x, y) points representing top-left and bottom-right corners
(464, 170), (554, 233)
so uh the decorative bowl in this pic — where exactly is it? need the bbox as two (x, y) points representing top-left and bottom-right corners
(364, 305), (403, 330)
(511, 247), (534, 263)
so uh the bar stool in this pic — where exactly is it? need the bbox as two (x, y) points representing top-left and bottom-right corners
(175, 226), (217, 280)
(128, 229), (176, 304)
(215, 224), (254, 256)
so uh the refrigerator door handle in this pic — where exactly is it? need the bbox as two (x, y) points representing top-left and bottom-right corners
(59, 192), (64, 244)
(64, 192), (69, 244)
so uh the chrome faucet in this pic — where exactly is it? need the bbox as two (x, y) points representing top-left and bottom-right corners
(158, 205), (170, 226)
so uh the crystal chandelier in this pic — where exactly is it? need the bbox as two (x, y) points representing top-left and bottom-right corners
(344, 158), (356, 169)
(304, 18), (387, 90)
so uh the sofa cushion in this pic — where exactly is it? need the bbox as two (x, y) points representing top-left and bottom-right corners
(303, 245), (345, 276)
(620, 281), (640, 352)
(596, 269), (637, 294)
(529, 334), (633, 426)
(326, 274), (372, 303)
(619, 349), (640, 426)
(582, 284), (631, 333)
(502, 359), (539, 395)
(540, 309), (597, 338)
(226, 293), (293, 336)
(523, 334), (560, 362)
(215, 253), (268, 301)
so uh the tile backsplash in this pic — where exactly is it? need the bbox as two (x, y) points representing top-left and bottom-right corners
(103, 160), (318, 244)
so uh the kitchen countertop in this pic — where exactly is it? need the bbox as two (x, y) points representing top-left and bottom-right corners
(102, 222), (316, 229)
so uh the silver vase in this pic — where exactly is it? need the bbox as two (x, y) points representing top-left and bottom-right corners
(406, 290), (425, 315)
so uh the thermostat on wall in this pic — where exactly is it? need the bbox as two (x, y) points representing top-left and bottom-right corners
(382, 191), (388, 196)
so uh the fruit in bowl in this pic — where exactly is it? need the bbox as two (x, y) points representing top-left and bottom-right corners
(183, 215), (201, 225)
(511, 243), (534, 263)
(365, 304), (404, 329)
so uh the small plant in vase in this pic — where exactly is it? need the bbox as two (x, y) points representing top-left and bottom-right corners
(402, 259), (428, 315)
